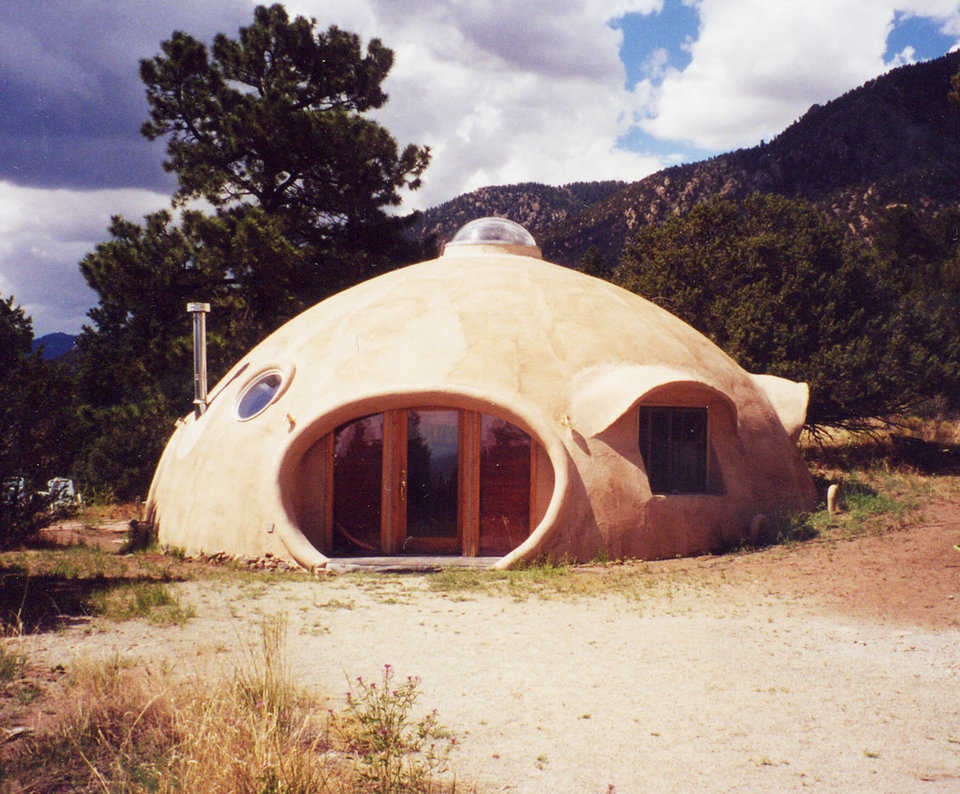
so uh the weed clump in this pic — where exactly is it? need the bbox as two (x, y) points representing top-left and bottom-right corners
(0, 643), (25, 683)
(331, 663), (456, 793)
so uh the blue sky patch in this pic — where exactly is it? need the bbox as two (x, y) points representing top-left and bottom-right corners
(885, 12), (956, 63)
(611, 0), (700, 89)
(616, 125), (715, 163)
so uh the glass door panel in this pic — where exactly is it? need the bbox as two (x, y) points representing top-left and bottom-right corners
(479, 416), (531, 555)
(405, 409), (459, 546)
(332, 414), (383, 553)
(324, 407), (534, 557)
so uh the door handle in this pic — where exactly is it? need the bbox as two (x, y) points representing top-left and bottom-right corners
(400, 469), (407, 500)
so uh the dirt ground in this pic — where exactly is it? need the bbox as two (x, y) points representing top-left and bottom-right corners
(14, 501), (960, 792)
(641, 499), (960, 632)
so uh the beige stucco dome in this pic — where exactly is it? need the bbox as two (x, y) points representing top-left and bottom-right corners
(147, 219), (815, 569)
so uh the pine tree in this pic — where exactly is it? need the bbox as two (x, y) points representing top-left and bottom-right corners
(0, 296), (79, 542)
(74, 4), (431, 497)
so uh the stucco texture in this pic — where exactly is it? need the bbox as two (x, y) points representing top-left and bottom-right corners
(147, 240), (815, 569)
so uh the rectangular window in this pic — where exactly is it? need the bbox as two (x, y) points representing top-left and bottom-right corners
(638, 407), (708, 494)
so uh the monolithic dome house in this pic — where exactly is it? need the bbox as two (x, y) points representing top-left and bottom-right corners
(147, 217), (815, 570)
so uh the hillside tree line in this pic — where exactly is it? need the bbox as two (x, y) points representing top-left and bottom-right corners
(610, 194), (960, 428)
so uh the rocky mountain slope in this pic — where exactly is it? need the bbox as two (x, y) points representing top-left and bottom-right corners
(415, 51), (960, 268)
(409, 181), (626, 253)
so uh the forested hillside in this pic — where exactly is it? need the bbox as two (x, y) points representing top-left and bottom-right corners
(418, 51), (960, 269)
(410, 181), (626, 254)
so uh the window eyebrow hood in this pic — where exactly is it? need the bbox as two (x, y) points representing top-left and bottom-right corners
(567, 364), (740, 438)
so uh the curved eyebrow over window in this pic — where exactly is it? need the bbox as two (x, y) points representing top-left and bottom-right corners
(568, 364), (736, 438)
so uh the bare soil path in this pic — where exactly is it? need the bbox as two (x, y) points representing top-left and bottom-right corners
(17, 503), (960, 792)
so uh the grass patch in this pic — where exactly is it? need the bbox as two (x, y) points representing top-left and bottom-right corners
(424, 559), (680, 602)
(821, 478), (905, 532)
(426, 568), (508, 593)
(0, 549), (196, 633)
(753, 510), (819, 547)
(3, 617), (467, 793)
(425, 560), (586, 597)
(0, 641), (26, 683)
(746, 475), (912, 551)
(841, 480), (900, 515)
(87, 582), (196, 625)
(0, 545), (322, 635)
(2, 546), (169, 581)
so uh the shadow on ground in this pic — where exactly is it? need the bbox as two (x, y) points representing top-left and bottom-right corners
(0, 564), (188, 634)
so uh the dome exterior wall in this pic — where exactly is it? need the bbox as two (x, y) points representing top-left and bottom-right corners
(147, 243), (816, 568)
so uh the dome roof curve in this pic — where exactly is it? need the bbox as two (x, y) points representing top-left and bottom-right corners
(147, 229), (815, 569)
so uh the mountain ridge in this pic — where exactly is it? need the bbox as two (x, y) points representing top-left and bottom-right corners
(414, 51), (960, 268)
(32, 332), (78, 360)
(410, 180), (627, 254)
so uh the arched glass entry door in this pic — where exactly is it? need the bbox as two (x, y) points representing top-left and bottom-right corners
(321, 408), (536, 556)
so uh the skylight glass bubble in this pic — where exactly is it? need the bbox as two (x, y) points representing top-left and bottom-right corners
(450, 217), (537, 248)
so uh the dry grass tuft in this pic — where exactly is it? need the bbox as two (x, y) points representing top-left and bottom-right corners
(87, 581), (196, 626)
(2, 616), (465, 793)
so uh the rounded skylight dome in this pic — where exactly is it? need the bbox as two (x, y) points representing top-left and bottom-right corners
(444, 217), (541, 258)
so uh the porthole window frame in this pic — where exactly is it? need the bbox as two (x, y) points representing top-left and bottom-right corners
(235, 365), (294, 421)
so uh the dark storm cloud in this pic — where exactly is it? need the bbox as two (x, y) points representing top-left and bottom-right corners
(0, 0), (255, 190)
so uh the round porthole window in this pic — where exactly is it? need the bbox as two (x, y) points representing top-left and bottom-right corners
(236, 370), (284, 420)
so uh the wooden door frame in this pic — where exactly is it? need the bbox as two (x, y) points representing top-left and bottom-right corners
(317, 406), (538, 556)
(460, 410), (481, 556)
(381, 409), (407, 554)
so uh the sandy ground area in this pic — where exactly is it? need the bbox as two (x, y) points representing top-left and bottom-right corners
(18, 514), (960, 793)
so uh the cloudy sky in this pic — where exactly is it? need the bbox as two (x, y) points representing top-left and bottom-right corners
(2, 0), (959, 335)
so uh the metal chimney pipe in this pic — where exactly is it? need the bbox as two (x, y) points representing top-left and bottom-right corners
(187, 302), (210, 417)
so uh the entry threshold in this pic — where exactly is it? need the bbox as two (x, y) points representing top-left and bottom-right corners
(325, 556), (501, 573)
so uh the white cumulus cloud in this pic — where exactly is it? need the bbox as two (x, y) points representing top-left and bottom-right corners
(638, 0), (960, 150)
(288, 0), (669, 209)
(0, 182), (170, 334)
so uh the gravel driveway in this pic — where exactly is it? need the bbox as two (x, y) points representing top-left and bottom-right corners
(22, 544), (960, 793)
